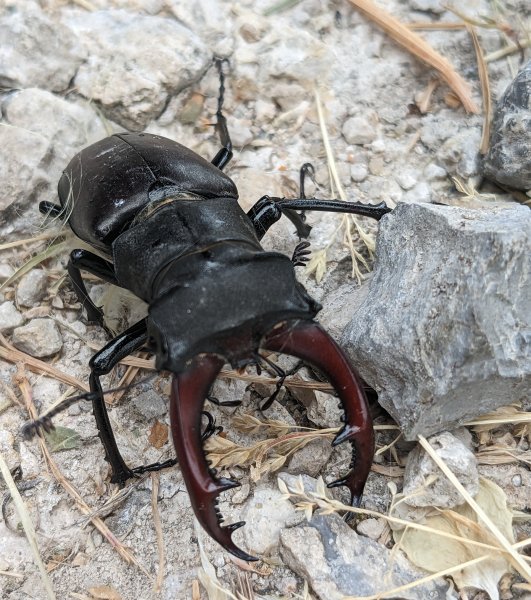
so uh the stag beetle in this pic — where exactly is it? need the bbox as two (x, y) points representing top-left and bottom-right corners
(27, 60), (391, 561)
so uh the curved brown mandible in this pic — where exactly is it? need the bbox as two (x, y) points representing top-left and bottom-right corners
(169, 355), (257, 562)
(264, 320), (374, 505)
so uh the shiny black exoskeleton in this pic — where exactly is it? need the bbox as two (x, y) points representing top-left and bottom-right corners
(35, 60), (391, 560)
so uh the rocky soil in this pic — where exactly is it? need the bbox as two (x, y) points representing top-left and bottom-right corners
(0, 1), (530, 599)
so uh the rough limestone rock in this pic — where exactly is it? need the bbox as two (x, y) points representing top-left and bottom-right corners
(0, 125), (50, 214)
(342, 203), (530, 439)
(0, 5), (85, 92)
(280, 514), (453, 600)
(483, 59), (531, 190)
(62, 9), (210, 129)
(402, 432), (479, 509)
(12, 318), (63, 358)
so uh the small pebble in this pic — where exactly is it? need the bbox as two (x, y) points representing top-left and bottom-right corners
(16, 269), (48, 307)
(231, 483), (251, 504)
(12, 318), (63, 357)
(424, 163), (447, 181)
(350, 163), (368, 182)
(395, 171), (417, 190)
(368, 156), (385, 176)
(357, 518), (385, 540)
(512, 474), (522, 487)
(0, 301), (24, 333)
(342, 116), (377, 145)
(0, 263), (14, 282)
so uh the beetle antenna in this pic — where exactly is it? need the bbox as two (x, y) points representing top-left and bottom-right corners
(21, 374), (157, 441)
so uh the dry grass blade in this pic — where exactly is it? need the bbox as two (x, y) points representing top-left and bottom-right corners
(151, 473), (165, 594)
(313, 89), (375, 283)
(485, 39), (531, 63)
(467, 25), (492, 154)
(0, 334), (89, 391)
(195, 520), (240, 600)
(476, 445), (531, 466)
(280, 478), (531, 599)
(417, 435), (531, 582)
(0, 231), (62, 251)
(348, 0), (479, 113)
(0, 240), (70, 291)
(407, 21), (466, 30)
(117, 354), (337, 393)
(0, 452), (57, 600)
(14, 367), (149, 576)
(465, 405), (531, 428)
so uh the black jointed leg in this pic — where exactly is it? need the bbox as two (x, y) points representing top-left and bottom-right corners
(247, 195), (391, 240)
(89, 319), (153, 486)
(68, 249), (120, 326)
(207, 394), (242, 408)
(299, 163), (315, 199)
(255, 354), (305, 411)
(211, 58), (233, 171)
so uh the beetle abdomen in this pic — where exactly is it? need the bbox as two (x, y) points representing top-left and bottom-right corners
(59, 132), (238, 252)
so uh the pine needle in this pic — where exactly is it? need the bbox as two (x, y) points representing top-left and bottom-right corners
(466, 25), (492, 154)
(347, 0), (479, 113)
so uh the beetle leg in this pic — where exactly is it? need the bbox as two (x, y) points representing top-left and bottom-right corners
(89, 319), (148, 486)
(207, 394), (242, 408)
(211, 58), (233, 171)
(263, 321), (374, 507)
(68, 249), (121, 328)
(169, 356), (257, 561)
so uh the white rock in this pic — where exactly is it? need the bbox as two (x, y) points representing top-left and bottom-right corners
(241, 483), (304, 555)
(403, 432), (479, 509)
(0, 125), (50, 213)
(12, 318), (63, 358)
(350, 163), (369, 182)
(64, 9), (210, 129)
(342, 116), (378, 145)
(16, 269), (48, 307)
(0, 301), (24, 333)
(0, 5), (85, 92)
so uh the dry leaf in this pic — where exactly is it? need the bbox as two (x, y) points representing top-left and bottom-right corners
(44, 425), (81, 452)
(148, 420), (168, 449)
(393, 478), (514, 600)
(88, 586), (123, 600)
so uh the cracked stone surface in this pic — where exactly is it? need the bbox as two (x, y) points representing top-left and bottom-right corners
(343, 203), (531, 439)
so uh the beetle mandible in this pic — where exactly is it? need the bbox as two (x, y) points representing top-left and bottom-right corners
(25, 59), (391, 561)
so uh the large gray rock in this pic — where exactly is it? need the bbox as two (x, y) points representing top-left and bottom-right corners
(280, 514), (453, 600)
(0, 5), (85, 92)
(62, 10), (210, 129)
(483, 59), (531, 190)
(12, 318), (63, 358)
(342, 203), (530, 440)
